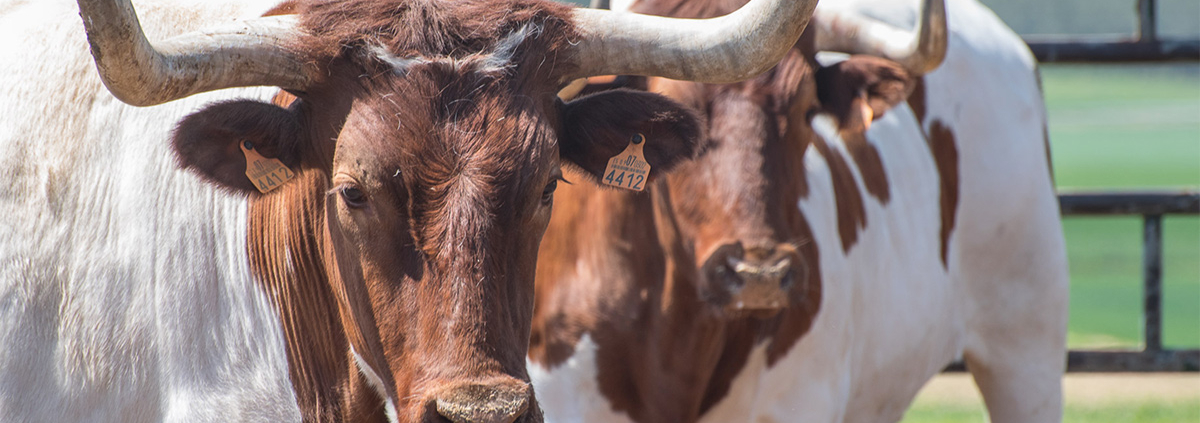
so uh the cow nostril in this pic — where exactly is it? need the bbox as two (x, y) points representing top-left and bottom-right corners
(779, 270), (794, 288)
(434, 382), (530, 423)
(712, 261), (743, 287)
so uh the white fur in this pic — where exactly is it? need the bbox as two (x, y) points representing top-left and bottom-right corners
(537, 0), (1068, 422)
(372, 23), (540, 75)
(529, 335), (631, 423)
(0, 1), (301, 421)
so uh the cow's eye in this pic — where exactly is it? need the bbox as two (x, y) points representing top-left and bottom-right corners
(340, 186), (367, 208)
(541, 179), (558, 205)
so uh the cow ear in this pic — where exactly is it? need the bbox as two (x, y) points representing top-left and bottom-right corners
(172, 99), (303, 195)
(558, 89), (704, 183)
(815, 55), (913, 132)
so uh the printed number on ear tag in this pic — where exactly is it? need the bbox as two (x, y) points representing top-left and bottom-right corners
(240, 141), (295, 193)
(602, 133), (650, 191)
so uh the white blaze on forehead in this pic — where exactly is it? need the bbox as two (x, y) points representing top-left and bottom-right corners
(479, 23), (540, 72)
(371, 23), (541, 75)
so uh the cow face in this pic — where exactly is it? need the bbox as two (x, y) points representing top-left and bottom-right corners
(170, 5), (702, 422)
(645, 46), (913, 320)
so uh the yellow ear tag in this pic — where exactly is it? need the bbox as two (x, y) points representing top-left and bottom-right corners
(860, 99), (874, 131)
(240, 141), (295, 193)
(602, 133), (650, 191)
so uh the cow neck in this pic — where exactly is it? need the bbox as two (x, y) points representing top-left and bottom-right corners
(531, 176), (736, 422)
(530, 174), (666, 368)
(246, 168), (382, 422)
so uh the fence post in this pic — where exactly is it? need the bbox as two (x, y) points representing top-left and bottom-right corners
(1143, 214), (1163, 352)
(1137, 0), (1157, 43)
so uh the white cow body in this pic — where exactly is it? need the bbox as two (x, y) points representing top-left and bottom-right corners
(0, 0), (301, 421)
(531, 0), (1068, 422)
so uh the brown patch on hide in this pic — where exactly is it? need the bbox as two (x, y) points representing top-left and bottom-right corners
(928, 120), (959, 266)
(908, 79), (962, 267)
(811, 137), (867, 253)
(841, 131), (890, 204)
(264, 0), (302, 16)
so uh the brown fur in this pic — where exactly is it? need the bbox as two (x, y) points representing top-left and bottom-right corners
(842, 131), (891, 204)
(169, 0), (704, 421)
(928, 120), (960, 266)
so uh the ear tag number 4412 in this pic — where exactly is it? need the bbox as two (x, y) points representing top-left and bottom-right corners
(602, 133), (650, 191)
(241, 140), (295, 193)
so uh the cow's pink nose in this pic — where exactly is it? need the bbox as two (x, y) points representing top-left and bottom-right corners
(432, 378), (532, 423)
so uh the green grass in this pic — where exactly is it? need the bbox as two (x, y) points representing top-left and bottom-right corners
(1041, 63), (1200, 350)
(1045, 63), (1200, 190)
(905, 400), (1200, 423)
(1063, 217), (1200, 348)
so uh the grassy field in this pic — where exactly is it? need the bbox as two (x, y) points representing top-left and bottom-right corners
(902, 62), (1200, 423)
(904, 374), (1200, 423)
(1044, 62), (1200, 350)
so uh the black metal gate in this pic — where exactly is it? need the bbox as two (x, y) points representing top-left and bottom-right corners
(1058, 192), (1199, 372)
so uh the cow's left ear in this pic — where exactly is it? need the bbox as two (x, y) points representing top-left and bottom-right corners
(815, 55), (914, 132)
(558, 89), (704, 182)
(172, 99), (304, 195)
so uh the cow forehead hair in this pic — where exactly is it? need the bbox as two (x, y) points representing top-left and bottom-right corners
(370, 23), (542, 76)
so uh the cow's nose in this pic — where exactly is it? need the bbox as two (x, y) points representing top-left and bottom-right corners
(703, 243), (797, 318)
(432, 378), (532, 423)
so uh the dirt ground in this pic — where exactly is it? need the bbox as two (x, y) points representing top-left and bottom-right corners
(915, 373), (1200, 406)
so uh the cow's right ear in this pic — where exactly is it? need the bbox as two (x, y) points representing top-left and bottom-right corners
(172, 99), (303, 194)
(558, 89), (704, 183)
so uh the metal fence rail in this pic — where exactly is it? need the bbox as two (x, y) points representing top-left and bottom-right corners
(1058, 191), (1200, 372)
(944, 191), (1200, 373)
(1028, 0), (1200, 62)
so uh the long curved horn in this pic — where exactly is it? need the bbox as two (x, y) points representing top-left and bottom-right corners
(77, 0), (312, 106)
(567, 0), (820, 84)
(811, 0), (948, 75)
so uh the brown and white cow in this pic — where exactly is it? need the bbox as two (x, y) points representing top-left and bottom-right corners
(528, 0), (1069, 422)
(0, 0), (824, 421)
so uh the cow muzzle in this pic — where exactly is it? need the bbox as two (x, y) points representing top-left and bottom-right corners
(430, 377), (533, 423)
(702, 243), (801, 319)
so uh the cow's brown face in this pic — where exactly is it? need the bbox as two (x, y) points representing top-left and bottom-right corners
(647, 49), (913, 321)
(317, 64), (560, 422)
(650, 65), (811, 320)
(171, 42), (702, 421)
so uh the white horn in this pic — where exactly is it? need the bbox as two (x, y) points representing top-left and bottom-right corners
(811, 0), (948, 75)
(567, 0), (820, 84)
(77, 0), (312, 106)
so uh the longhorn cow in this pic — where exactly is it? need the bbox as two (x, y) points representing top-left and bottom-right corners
(528, 0), (1069, 421)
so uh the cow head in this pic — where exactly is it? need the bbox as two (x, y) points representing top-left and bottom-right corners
(627, 0), (947, 320)
(77, 0), (824, 420)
